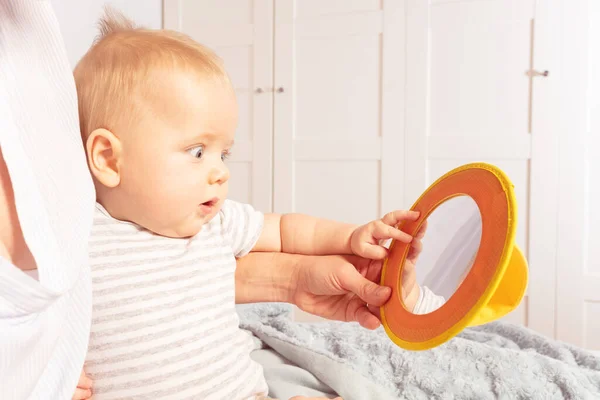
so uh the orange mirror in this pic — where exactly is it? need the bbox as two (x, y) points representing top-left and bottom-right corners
(380, 163), (528, 351)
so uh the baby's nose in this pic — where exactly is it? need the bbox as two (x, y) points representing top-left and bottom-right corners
(208, 165), (229, 184)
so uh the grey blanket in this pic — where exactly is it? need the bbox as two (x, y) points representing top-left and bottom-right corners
(238, 304), (600, 400)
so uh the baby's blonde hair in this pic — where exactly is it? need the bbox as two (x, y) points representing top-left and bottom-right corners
(74, 7), (230, 139)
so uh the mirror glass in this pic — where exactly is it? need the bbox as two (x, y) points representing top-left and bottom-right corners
(403, 195), (482, 314)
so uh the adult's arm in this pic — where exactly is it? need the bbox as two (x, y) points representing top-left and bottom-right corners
(235, 252), (300, 304)
(235, 252), (393, 330)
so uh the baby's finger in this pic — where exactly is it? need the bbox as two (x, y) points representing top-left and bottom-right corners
(381, 210), (420, 227)
(72, 388), (92, 400)
(374, 221), (413, 243)
(77, 371), (93, 389)
(360, 243), (389, 260)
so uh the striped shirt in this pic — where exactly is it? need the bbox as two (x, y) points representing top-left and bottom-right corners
(85, 200), (268, 399)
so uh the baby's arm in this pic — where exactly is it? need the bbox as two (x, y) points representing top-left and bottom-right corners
(253, 209), (417, 258)
(252, 213), (356, 255)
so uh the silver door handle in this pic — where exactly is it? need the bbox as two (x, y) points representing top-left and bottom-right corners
(526, 69), (549, 77)
(255, 87), (284, 93)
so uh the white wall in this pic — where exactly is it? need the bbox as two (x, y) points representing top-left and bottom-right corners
(588, 0), (600, 270)
(50, 0), (162, 68)
(583, 0), (600, 347)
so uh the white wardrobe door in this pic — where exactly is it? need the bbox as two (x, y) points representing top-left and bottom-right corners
(163, 0), (274, 212)
(555, 0), (600, 350)
(404, 0), (560, 335)
(273, 0), (404, 224)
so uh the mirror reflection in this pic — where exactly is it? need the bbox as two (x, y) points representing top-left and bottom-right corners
(405, 195), (482, 314)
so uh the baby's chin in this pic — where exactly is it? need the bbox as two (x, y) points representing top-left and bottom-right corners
(141, 207), (221, 239)
(145, 218), (208, 239)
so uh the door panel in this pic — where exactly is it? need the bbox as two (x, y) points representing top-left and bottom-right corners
(273, 0), (404, 224)
(164, 0), (273, 212)
(274, 0), (404, 322)
(404, 0), (553, 331)
(555, 0), (600, 350)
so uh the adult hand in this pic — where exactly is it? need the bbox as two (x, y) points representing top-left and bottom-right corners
(291, 255), (392, 330)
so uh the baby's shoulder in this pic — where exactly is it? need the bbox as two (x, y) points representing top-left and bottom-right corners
(216, 199), (261, 224)
(196, 206), (229, 241)
(196, 199), (259, 245)
(209, 199), (244, 231)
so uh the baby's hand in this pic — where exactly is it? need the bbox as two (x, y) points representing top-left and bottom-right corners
(72, 369), (93, 400)
(350, 210), (420, 260)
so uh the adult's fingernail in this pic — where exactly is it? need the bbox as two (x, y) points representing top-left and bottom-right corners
(377, 286), (391, 297)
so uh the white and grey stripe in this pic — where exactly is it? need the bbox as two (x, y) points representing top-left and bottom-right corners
(85, 200), (267, 399)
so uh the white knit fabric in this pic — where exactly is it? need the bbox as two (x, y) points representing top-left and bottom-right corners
(413, 285), (446, 315)
(0, 1), (96, 399)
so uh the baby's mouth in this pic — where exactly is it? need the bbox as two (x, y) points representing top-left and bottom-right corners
(200, 198), (218, 208)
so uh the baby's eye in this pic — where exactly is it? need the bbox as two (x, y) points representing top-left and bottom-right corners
(187, 145), (204, 159)
(221, 150), (231, 161)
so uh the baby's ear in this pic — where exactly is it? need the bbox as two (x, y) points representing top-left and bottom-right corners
(86, 128), (122, 188)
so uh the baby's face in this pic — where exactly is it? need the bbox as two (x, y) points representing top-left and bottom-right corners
(117, 72), (237, 238)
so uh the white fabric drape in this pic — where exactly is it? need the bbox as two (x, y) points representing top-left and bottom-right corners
(0, 1), (95, 399)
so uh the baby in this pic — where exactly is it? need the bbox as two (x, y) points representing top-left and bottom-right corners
(74, 10), (437, 400)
